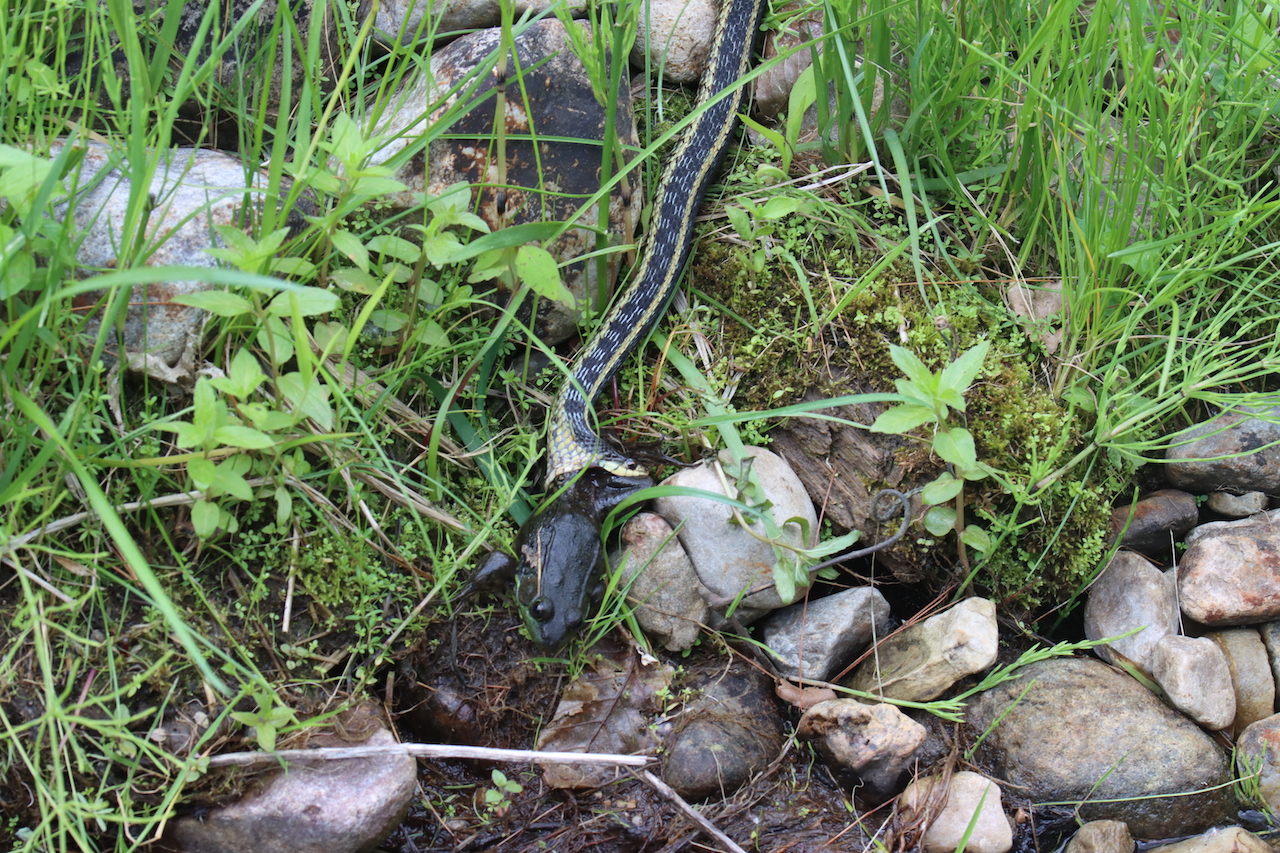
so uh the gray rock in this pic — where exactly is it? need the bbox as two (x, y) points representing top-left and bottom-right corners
(360, 0), (587, 42)
(660, 665), (784, 801)
(1260, 621), (1280, 690)
(1206, 490), (1269, 517)
(74, 0), (340, 120)
(1236, 714), (1280, 813)
(1149, 635), (1235, 731)
(796, 699), (925, 801)
(964, 658), (1234, 837)
(848, 597), (998, 702)
(1166, 404), (1280, 493)
(897, 771), (1012, 853)
(1207, 627), (1275, 734)
(168, 707), (415, 853)
(361, 19), (640, 344)
(1065, 821), (1134, 853)
(54, 139), (313, 384)
(1179, 510), (1280, 626)
(760, 586), (891, 682)
(1107, 489), (1198, 560)
(631, 0), (719, 83)
(613, 512), (711, 651)
(1084, 551), (1178, 673)
(655, 447), (819, 622)
(1145, 827), (1272, 853)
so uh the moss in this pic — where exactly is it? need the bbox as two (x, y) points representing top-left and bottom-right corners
(685, 171), (1129, 615)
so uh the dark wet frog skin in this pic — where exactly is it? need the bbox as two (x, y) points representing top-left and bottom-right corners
(512, 468), (652, 647)
(468, 469), (652, 648)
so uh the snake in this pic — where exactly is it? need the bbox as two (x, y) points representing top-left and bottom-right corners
(479, 0), (770, 648)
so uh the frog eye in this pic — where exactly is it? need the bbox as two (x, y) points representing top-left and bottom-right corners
(530, 598), (555, 623)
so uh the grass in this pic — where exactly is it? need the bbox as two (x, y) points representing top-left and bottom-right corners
(2, 0), (1280, 848)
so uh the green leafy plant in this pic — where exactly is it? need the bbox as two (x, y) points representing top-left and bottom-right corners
(229, 689), (300, 752)
(155, 286), (339, 537)
(870, 339), (993, 557)
(482, 769), (524, 816)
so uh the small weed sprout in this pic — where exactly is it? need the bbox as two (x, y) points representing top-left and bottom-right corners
(870, 339), (994, 560)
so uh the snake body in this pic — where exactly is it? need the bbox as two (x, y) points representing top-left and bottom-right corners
(509, 0), (767, 647)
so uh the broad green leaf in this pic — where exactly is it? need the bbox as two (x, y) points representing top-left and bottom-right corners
(348, 175), (408, 197)
(869, 403), (936, 433)
(760, 196), (803, 220)
(156, 420), (203, 448)
(187, 456), (216, 491)
(212, 462), (254, 501)
(257, 315), (294, 366)
(278, 372), (333, 430)
(410, 320), (449, 348)
(275, 485), (292, 526)
(210, 348), (266, 399)
(423, 231), (465, 267)
(173, 290), (254, 317)
(887, 344), (935, 389)
(213, 425), (275, 449)
(191, 499), (220, 538)
(923, 505), (957, 536)
(329, 267), (378, 294)
(369, 309), (409, 332)
(313, 321), (348, 353)
(725, 205), (752, 240)
(933, 428), (978, 471)
(960, 525), (993, 554)
(330, 229), (369, 272)
(266, 286), (340, 317)
(272, 257), (317, 278)
(368, 234), (422, 264)
(938, 340), (989, 405)
(517, 245), (573, 306)
(774, 562), (796, 606)
(921, 472), (964, 505)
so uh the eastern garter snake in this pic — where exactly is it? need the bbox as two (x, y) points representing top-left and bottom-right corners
(500, 0), (768, 647)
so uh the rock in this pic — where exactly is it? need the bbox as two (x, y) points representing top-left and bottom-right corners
(848, 598), (998, 702)
(760, 586), (892, 682)
(72, 0), (340, 120)
(1107, 490), (1198, 560)
(964, 658), (1234, 837)
(1166, 404), (1280, 493)
(654, 447), (819, 622)
(613, 513), (711, 651)
(1006, 281), (1065, 354)
(897, 771), (1012, 853)
(796, 699), (925, 801)
(361, 0), (587, 43)
(1236, 714), (1280, 813)
(1065, 820), (1134, 853)
(631, 0), (719, 83)
(1206, 491), (1268, 517)
(537, 643), (674, 789)
(361, 19), (640, 344)
(1144, 827), (1272, 853)
(1083, 551), (1178, 673)
(55, 139), (313, 384)
(1178, 510), (1280, 626)
(660, 665), (785, 801)
(1206, 627), (1275, 734)
(168, 706), (415, 853)
(1260, 621), (1280, 689)
(1149, 635), (1235, 730)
